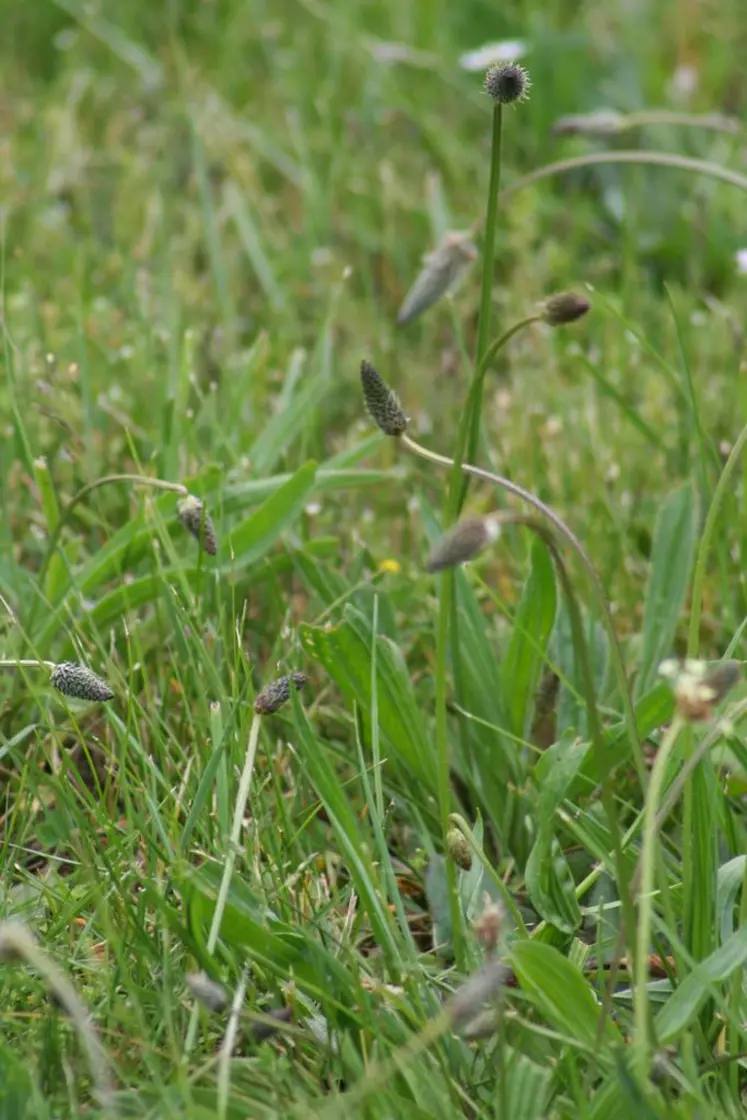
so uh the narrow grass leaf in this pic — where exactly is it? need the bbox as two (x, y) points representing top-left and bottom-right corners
(636, 481), (698, 697)
(502, 538), (557, 740)
(227, 461), (317, 566)
(655, 923), (747, 1043)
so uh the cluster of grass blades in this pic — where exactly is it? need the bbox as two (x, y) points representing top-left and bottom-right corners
(3, 6), (747, 1119)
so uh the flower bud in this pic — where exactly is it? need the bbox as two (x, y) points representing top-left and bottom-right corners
(446, 828), (472, 871)
(426, 515), (501, 572)
(541, 292), (591, 326)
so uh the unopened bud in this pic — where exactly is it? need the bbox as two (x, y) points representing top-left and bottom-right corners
(541, 292), (591, 326)
(446, 828), (472, 871)
(426, 515), (501, 572)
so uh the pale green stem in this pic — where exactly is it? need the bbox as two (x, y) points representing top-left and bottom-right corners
(0, 659), (56, 670)
(185, 713), (262, 1055)
(634, 714), (684, 1070)
(0, 920), (115, 1108)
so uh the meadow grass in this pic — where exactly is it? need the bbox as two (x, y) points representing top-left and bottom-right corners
(3, 1), (747, 1116)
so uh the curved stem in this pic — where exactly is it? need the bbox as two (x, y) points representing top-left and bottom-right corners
(477, 314), (541, 379)
(634, 714), (684, 1071)
(687, 421), (747, 657)
(402, 431), (643, 779)
(500, 151), (747, 206)
(30, 473), (188, 632)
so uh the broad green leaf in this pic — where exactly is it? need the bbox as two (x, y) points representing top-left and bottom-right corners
(636, 481), (698, 697)
(503, 538), (557, 739)
(525, 734), (586, 932)
(524, 835), (581, 935)
(717, 855), (746, 943)
(509, 941), (621, 1051)
(497, 1047), (553, 1120)
(300, 605), (435, 792)
(656, 922), (747, 1043)
(33, 457), (68, 604)
(226, 460), (316, 566)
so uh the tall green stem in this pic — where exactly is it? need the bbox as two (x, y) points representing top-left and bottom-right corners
(634, 715), (684, 1071)
(435, 102), (505, 968)
(456, 102), (503, 518)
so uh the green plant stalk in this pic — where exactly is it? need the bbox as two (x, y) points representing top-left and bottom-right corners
(434, 102), (506, 968)
(0, 659), (56, 670)
(454, 102), (503, 518)
(634, 714), (684, 1072)
(184, 712), (262, 1055)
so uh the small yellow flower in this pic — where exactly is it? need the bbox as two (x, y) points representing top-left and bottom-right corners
(378, 558), (402, 574)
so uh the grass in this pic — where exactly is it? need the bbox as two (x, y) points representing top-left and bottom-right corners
(3, 0), (747, 1116)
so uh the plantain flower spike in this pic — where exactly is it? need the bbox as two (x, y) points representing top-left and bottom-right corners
(50, 662), (114, 702)
(426, 515), (501, 572)
(360, 361), (408, 436)
(177, 495), (218, 555)
(254, 672), (307, 715)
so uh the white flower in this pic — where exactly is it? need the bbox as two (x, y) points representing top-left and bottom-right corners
(735, 249), (747, 276)
(459, 40), (529, 72)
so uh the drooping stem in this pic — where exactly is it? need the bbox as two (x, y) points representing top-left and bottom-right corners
(492, 151), (747, 220)
(402, 431), (643, 780)
(31, 473), (189, 631)
(634, 714), (684, 1071)
(184, 713), (261, 1055)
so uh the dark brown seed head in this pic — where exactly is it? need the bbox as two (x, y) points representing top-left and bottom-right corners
(542, 292), (591, 326)
(50, 662), (114, 702)
(484, 63), (531, 104)
(177, 494), (217, 555)
(360, 361), (408, 436)
(426, 515), (500, 572)
(254, 672), (307, 715)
